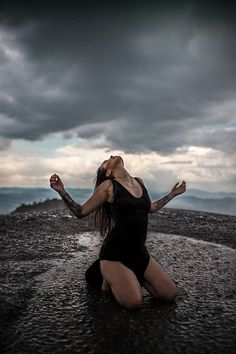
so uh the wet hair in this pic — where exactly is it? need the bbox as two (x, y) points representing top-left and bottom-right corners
(91, 166), (116, 237)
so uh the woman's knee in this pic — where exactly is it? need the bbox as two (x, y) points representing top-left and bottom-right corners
(110, 284), (143, 309)
(100, 260), (143, 309)
(118, 292), (143, 309)
(161, 284), (178, 301)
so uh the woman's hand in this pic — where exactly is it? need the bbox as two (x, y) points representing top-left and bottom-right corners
(49, 174), (65, 193)
(171, 180), (186, 197)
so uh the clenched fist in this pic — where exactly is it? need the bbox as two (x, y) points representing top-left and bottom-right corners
(49, 174), (64, 193)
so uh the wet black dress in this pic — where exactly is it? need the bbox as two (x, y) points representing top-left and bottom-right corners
(85, 177), (152, 288)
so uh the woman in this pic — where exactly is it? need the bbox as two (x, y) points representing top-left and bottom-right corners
(49, 155), (186, 309)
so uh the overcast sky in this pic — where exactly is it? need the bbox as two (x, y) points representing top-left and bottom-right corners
(0, 0), (235, 193)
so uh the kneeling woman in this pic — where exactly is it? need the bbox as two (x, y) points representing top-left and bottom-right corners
(50, 155), (186, 309)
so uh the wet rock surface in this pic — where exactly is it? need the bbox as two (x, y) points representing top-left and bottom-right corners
(0, 205), (235, 354)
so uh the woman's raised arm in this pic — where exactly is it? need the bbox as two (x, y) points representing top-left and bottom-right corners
(49, 174), (112, 219)
(149, 180), (186, 213)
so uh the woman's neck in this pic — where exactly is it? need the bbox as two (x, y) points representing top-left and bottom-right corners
(113, 167), (135, 184)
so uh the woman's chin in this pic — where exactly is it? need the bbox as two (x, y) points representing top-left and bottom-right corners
(118, 156), (124, 165)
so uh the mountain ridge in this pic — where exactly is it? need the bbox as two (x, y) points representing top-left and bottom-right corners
(0, 187), (235, 216)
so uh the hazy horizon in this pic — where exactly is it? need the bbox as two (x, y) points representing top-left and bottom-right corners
(1, 186), (235, 216)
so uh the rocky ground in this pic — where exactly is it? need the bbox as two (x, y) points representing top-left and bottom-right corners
(0, 200), (235, 353)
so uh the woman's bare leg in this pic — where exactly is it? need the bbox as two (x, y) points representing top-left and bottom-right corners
(101, 278), (110, 291)
(143, 256), (177, 301)
(100, 260), (143, 309)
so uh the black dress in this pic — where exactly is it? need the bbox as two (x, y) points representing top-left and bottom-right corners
(85, 177), (152, 288)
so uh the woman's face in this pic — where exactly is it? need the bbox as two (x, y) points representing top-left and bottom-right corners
(101, 155), (124, 170)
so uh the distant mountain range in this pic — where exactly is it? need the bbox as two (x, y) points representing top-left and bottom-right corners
(0, 187), (91, 215)
(0, 187), (235, 216)
(180, 188), (236, 200)
(166, 195), (236, 216)
(149, 188), (236, 216)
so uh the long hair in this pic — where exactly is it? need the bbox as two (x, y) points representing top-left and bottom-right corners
(91, 166), (115, 237)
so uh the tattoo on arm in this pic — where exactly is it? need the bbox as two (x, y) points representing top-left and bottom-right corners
(153, 192), (174, 212)
(60, 192), (85, 219)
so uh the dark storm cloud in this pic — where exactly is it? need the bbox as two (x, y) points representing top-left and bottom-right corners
(0, 0), (235, 154)
(189, 128), (236, 153)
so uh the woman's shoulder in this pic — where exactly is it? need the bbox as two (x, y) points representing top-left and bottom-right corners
(102, 178), (118, 203)
(134, 177), (144, 185)
(95, 179), (115, 198)
(135, 177), (150, 193)
(97, 179), (113, 190)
